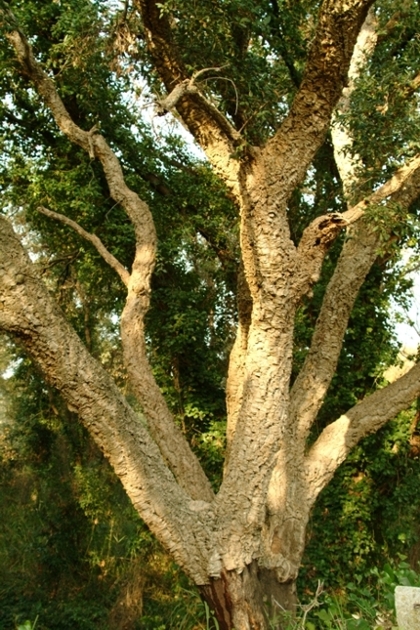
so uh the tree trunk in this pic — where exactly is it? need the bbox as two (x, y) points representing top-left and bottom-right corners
(200, 562), (297, 630)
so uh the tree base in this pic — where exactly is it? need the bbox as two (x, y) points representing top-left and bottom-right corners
(200, 561), (297, 630)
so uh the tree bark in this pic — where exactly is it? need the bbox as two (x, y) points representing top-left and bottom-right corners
(0, 215), (214, 584)
(200, 562), (297, 630)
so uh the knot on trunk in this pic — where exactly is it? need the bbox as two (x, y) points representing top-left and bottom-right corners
(300, 212), (348, 252)
(156, 79), (199, 114)
(296, 213), (348, 297)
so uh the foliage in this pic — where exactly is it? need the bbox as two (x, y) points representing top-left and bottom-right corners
(0, 346), (213, 629)
(300, 406), (420, 593)
(294, 558), (420, 630)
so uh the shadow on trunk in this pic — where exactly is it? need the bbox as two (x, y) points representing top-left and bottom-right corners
(200, 560), (297, 630)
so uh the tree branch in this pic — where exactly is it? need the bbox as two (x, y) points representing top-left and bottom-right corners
(331, 8), (378, 200)
(293, 150), (420, 302)
(38, 206), (130, 286)
(290, 159), (420, 444)
(240, 0), (374, 307)
(156, 65), (229, 113)
(305, 359), (420, 502)
(262, 0), (375, 205)
(296, 212), (349, 297)
(288, 0), (420, 442)
(214, 4), (376, 538)
(0, 215), (213, 582)
(290, 222), (378, 440)
(3, 17), (214, 503)
(133, 0), (243, 193)
(3, 25), (152, 241)
(342, 153), (420, 224)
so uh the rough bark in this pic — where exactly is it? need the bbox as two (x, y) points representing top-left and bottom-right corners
(225, 260), (252, 453)
(200, 562), (297, 630)
(290, 7), (420, 446)
(207, 1), (378, 590)
(0, 216), (214, 583)
(3, 21), (213, 502)
(289, 155), (420, 446)
(3, 1), (420, 629)
(305, 358), (420, 502)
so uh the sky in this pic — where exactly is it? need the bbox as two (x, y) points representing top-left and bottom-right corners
(393, 272), (420, 352)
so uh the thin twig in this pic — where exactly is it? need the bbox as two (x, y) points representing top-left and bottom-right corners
(201, 76), (239, 115)
(38, 206), (130, 286)
(190, 64), (230, 83)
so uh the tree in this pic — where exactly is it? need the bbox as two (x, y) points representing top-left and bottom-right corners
(1, 0), (420, 627)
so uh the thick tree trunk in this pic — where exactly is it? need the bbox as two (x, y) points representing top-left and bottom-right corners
(200, 562), (297, 630)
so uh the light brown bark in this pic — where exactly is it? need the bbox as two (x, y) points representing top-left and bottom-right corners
(3, 1), (420, 628)
(4, 23), (213, 502)
(305, 359), (420, 501)
(288, 153), (420, 446)
(290, 6), (420, 446)
(331, 8), (378, 200)
(0, 216), (213, 583)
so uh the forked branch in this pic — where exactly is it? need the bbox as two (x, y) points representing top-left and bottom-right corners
(3, 15), (214, 503)
(291, 159), (420, 443)
(156, 65), (229, 114)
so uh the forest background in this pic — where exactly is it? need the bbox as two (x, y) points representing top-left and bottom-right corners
(1, 0), (420, 628)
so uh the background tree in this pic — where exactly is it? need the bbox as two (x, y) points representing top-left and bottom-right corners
(1, 0), (420, 628)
